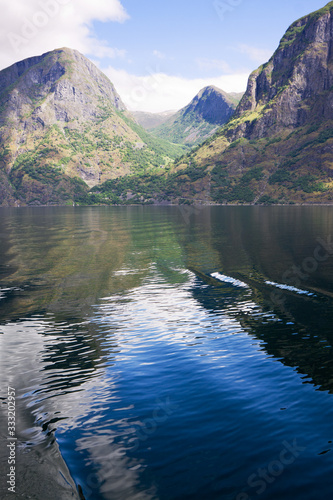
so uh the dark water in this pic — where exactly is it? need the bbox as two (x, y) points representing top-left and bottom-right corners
(1, 206), (333, 500)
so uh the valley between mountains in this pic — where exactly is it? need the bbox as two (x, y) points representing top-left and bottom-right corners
(1, 1), (333, 206)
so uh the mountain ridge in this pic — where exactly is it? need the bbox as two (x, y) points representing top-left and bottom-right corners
(91, 1), (333, 205)
(0, 47), (185, 205)
(150, 85), (241, 146)
(186, 0), (333, 204)
(1, 3), (333, 206)
(132, 110), (176, 130)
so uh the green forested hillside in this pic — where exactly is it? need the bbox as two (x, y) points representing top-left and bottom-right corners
(88, 2), (333, 206)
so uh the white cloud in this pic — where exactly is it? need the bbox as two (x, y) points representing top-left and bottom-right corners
(0, 1), (252, 114)
(238, 44), (272, 64)
(103, 66), (250, 113)
(0, 0), (129, 69)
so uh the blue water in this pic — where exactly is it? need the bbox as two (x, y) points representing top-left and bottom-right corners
(1, 206), (333, 499)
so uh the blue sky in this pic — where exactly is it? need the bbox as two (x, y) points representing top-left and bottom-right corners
(0, 0), (329, 112)
(97, 0), (324, 78)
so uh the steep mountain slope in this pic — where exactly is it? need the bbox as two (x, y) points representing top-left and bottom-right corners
(0, 48), (184, 205)
(132, 110), (176, 130)
(92, 2), (333, 205)
(150, 86), (241, 146)
(180, 1), (333, 204)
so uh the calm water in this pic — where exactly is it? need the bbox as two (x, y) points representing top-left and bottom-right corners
(1, 206), (333, 500)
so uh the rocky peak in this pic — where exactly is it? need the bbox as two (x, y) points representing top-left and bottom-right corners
(0, 48), (126, 128)
(179, 2), (333, 205)
(150, 85), (241, 146)
(183, 85), (237, 125)
(0, 47), (185, 205)
(233, 1), (333, 138)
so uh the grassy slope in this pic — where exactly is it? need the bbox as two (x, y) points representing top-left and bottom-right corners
(88, 117), (333, 206)
(4, 1), (333, 208)
(2, 114), (186, 205)
(150, 109), (220, 147)
(150, 88), (242, 147)
(0, 50), (187, 205)
(87, 2), (333, 206)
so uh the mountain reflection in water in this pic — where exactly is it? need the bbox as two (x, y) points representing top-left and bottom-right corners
(1, 206), (333, 500)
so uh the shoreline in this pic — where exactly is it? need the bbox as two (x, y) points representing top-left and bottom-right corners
(1, 202), (333, 208)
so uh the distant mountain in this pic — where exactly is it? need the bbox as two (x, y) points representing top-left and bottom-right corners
(92, 2), (333, 205)
(150, 86), (242, 146)
(0, 48), (185, 205)
(132, 110), (176, 130)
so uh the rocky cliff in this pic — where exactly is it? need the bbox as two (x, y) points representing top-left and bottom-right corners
(91, 2), (333, 205)
(173, 1), (333, 204)
(0, 48), (184, 205)
(230, 1), (333, 138)
(150, 86), (241, 146)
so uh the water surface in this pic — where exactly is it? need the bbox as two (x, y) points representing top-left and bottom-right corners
(1, 206), (333, 500)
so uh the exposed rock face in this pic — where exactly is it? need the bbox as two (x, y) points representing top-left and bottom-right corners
(182, 86), (237, 125)
(151, 86), (241, 146)
(174, 2), (333, 204)
(1, 48), (125, 134)
(0, 48), (183, 205)
(230, 2), (333, 139)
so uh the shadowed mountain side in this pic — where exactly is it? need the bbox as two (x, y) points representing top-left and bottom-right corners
(150, 86), (241, 146)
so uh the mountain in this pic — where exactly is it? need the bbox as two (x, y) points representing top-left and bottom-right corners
(150, 86), (241, 146)
(0, 48), (185, 205)
(132, 110), (176, 130)
(174, 1), (333, 204)
(91, 2), (333, 205)
(3, 3), (333, 207)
